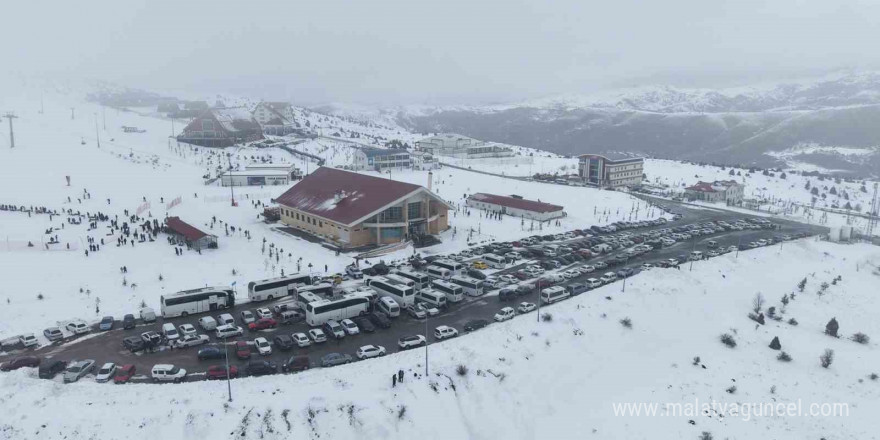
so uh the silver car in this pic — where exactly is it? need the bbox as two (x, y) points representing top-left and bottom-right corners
(63, 359), (96, 383)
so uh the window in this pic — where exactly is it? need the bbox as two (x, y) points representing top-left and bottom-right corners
(383, 207), (403, 222)
(407, 202), (422, 219)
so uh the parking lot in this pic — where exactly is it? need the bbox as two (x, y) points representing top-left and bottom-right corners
(0, 198), (827, 383)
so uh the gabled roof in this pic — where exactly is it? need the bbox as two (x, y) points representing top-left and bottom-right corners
(468, 193), (563, 213)
(685, 180), (740, 192)
(165, 217), (214, 241)
(213, 107), (261, 133)
(275, 167), (448, 226)
(254, 102), (293, 125)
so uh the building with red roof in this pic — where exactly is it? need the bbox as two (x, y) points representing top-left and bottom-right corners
(164, 217), (218, 250)
(274, 167), (451, 248)
(466, 193), (565, 221)
(684, 180), (745, 203)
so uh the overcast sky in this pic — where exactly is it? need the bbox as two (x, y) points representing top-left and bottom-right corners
(5, 0), (880, 105)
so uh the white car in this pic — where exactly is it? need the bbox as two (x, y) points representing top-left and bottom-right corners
(580, 265), (596, 273)
(356, 345), (386, 360)
(240, 310), (256, 325)
(254, 337), (272, 356)
(66, 320), (90, 335)
(175, 334), (210, 348)
(398, 335), (426, 349)
(562, 269), (579, 279)
(416, 302), (440, 317)
(340, 319), (360, 335)
(308, 329), (327, 343)
(19, 333), (38, 347)
(499, 275), (517, 284)
(517, 302), (537, 313)
(178, 324), (197, 338)
(215, 324), (244, 339)
(586, 278), (602, 288)
(494, 307), (515, 322)
(292, 332), (312, 347)
(198, 316), (218, 331)
(433, 325), (458, 340)
(95, 363), (117, 383)
(255, 308), (273, 319)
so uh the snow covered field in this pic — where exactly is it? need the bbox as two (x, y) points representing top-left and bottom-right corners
(2, 240), (878, 439)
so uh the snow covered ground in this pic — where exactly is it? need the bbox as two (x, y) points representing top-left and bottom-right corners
(2, 239), (878, 439)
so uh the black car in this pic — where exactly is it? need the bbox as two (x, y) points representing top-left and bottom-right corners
(122, 314), (136, 330)
(273, 335), (295, 351)
(353, 316), (376, 333)
(498, 287), (518, 301)
(467, 269), (487, 280)
(38, 359), (68, 379)
(197, 346), (228, 361)
(369, 312), (391, 329)
(246, 360), (277, 376)
(371, 263), (390, 275)
(463, 319), (490, 332)
(123, 336), (145, 352)
(282, 355), (310, 373)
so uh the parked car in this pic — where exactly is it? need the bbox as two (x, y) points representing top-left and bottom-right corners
(206, 365), (238, 380)
(139, 307), (157, 323)
(235, 341), (251, 359)
(308, 328), (327, 343)
(99, 316), (114, 331)
(63, 359), (96, 383)
(18, 333), (38, 348)
(248, 318), (278, 331)
(356, 345), (387, 360)
(273, 335), (295, 351)
(95, 362), (117, 383)
(320, 353), (353, 368)
(340, 319), (359, 335)
(198, 316), (218, 331)
(368, 312), (392, 329)
(353, 317), (375, 333)
(122, 314), (136, 330)
(215, 325), (244, 339)
(178, 324), (197, 337)
(406, 304), (427, 319)
(113, 365), (136, 384)
(398, 335), (427, 349)
(255, 308), (273, 319)
(140, 331), (162, 347)
(240, 310), (256, 325)
(175, 334), (210, 348)
(282, 355), (311, 373)
(197, 346), (228, 361)
(291, 332), (312, 348)
(517, 302), (537, 313)
(123, 335), (145, 352)
(494, 307), (515, 322)
(322, 320), (346, 339)
(66, 320), (90, 335)
(498, 286), (518, 301)
(433, 325), (458, 340)
(254, 337), (272, 356)
(151, 364), (187, 383)
(43, 327), (64, 342)
(38, 359), (68, 379)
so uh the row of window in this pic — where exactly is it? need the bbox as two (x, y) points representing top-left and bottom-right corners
(281, 208), (349, 233)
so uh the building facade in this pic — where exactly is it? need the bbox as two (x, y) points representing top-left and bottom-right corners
(466, 193), (565, 221)
(351, 148), (411, 171)
(684, 180), (745, 203)
(275, 167), (451, 248)
(176, 107), (263, 148)
(244, 163), (303, 180)
(577, 154), (644, 188)
(164, 216), (218, 250)
(252, 102), (299, 135)
(415, 134), (514, 159)
(219, 170), (290, 187)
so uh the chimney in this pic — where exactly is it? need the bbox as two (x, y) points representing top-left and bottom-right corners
(428, 171), (433, 192)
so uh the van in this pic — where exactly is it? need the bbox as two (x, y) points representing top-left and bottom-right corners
(139, 307), (157, 323)
(415, 289), (447, 309)
(198, 316), (218, 331)
(689, 251), (703, 261)
(599, 272), (617, 284)
(377, 297), (400, 318)
(425, 265), (452, 280)
(566, 283), (588, 296)
(279, 310), (304, 325)
(586, 278), (602, 288)
(540, 286), (569, 304)
(161, 323), (179, 341)
(151, 364), (187, 383)
(707, 240), (718, 249)
(322, 320), (346, 339)
(217, 313), (235, 326)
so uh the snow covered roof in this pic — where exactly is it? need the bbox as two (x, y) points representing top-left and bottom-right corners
(221, 170), (290, 177)
(362, 147), (409, 158)
(165, 217), (214, 241)
(468, 193), (563, 213)
(274, 167), (446, 226)
(577, 153), (644, 163)
(212, 107), (261, 133)
(685, 180), (741, 193)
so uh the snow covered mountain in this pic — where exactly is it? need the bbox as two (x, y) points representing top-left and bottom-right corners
(389, 72), (880, 177)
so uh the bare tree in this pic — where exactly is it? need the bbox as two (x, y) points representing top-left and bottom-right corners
(820, 349), (834, 368)
(752, 292), (765, 314)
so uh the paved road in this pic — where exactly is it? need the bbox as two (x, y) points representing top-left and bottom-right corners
(0, 199), (827, 383)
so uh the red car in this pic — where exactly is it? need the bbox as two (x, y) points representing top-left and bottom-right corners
(513, 270), (530, 280)
(578, 249), (593, 258)
(113, 364), (136, 384)
(206, 365), (238, 380)
(0, 356), (40, 371)
(248, 318), (277, 331)
(235, 341), (251, 360)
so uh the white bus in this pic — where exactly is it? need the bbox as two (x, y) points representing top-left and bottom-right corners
(366, 276), (416, 307)
(483, 254), (507, 269)
(160, 287), (235, 318)
(450, 275), (484, 297)
(431, 279), (464, 303)
(247, 273), (312, 302)
(385, 274), (416, 290)
(415, 288), (447, 309)
(394, 270), (432, 291)
(296, 291), (323, 311)
(295, 283), (334, 297)
(305, 294), (371, 326)
(425, 265), (452, 280)
(432, 259), (464, 275)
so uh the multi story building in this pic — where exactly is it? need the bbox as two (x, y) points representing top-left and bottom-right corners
(274, 167), (451, 248)
(415, 134), (514, 159)
(351, 148), (411, 171)
(684, 180), (745, 203)
(577, 154), (644, 188)
(251, 102), (299, 135)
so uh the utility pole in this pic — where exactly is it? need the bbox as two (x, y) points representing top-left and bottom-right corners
(224, 340), (233, 402)
(3, 113), (17, 148)
(94, 114), (101, 148)
(70, 107), (75, 120)
(868, 182), (879, 238)
(102, 105), (106, 130)
(689, 239), (697, 271)
(536, 284), (542, 322)
(424, 310), (429, 377)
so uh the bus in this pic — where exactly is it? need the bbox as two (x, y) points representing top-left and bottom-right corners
(432, 259), (464, 275)
(385, 274), (417, 291)
(295, 282), (334, 297)
(431, 279), (464, 303)
(305, 294), (371, 326)
(394, 269), (432, 291)
(483, 254), (507, 269)
(425, 265), (452, 280)
(450, 275), (484, 297)
(296, 291), (323, 311)
(247, 273), (313, 302)
(160, 287), (235, 318)
(366, 276), (416, 307)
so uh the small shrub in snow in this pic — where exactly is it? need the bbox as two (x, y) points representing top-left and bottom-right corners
(851, 332), (870, 344)
(720, 333), (737, 348)
(780, 294), (790, 306)
(699, 432), (713, 440)
(37, 294), (44, 300)
(777, 351), (792, 362)
(541, 313), (553, 322)
(692, 356), (701, 366)
(825, 318), (840, 337)
(397, 405), (406, 420)
(766, 306), (776, 318)
(725, 385), (737, 394)
(620, 317), (632, 328)
(748, 312), (765, 325)
(870, 373), (878, 381)
(788, 318), (799, 326)
(797, 277), (807, 292)
(820, 349), (834, 368)
(456, 364), (469, 377)
(770, 385), (776, 394)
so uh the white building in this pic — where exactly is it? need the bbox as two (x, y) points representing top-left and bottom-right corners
(252, 102), (299, 135)
(219, 169), (290, 187)
(577, 154), (644, 188)
(684, 180), (745, 203)
(466, 193), (565, 221)
(415, 134), (514, 159)
(350, 148), (411, 171)
(244, 163), (303, 180)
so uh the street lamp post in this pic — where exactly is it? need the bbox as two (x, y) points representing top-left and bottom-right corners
(689, 239), (697, 272)
(224, 340), (232, 402)
(424, 311), (429, 377)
